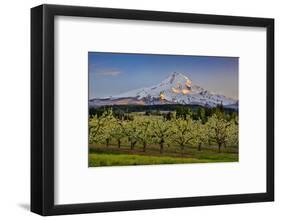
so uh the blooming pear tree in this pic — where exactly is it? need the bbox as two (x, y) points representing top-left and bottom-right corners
(225, 120), (239, 147)
(206, 114), (232, 152)
(123, 119), (139, 150)
(135, 117), (153, 152)
(170, 116), (193, 154)
(96, 109), (116, 147)
(191, 120), (208, 151)
(151, 118), (172, 153)
(88, 114), (103, 144)
(110, 119), (126, 148)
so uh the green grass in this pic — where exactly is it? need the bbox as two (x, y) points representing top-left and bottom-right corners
(88, 146), (238, 167)
(89, 153), (214, 166)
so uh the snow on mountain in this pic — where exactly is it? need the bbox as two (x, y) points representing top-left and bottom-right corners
(90, 72), (238, 108)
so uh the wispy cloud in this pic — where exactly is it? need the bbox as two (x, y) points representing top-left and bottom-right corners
(93, 68), (122, 77)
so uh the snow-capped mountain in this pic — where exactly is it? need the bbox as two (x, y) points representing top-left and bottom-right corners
(89, 72), (238, 108)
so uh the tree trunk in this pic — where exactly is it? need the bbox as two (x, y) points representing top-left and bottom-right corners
(218, 143), (221, 153)
(143, 142), (146, 152)
(198, 143), (202, 151)
(160, 143), (164, 153)
(118, 139), (121, 148)
(181, 145), (184, 156)
(131, 141), (136, 150)
(106, 139), (109, 147)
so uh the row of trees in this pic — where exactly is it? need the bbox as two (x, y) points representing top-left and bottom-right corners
(171, 105), (238, 122)
(90, 104), (238, 122)
(89, 109), (238, 154)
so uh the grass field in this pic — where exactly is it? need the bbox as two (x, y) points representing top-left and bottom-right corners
(88, 144), (238, 167)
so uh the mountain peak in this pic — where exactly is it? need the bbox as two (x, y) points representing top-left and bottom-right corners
(165, 72), (191, 85)
(93, 71), (238, 108)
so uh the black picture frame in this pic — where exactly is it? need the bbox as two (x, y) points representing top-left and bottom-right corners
(31, 4), (274, 216)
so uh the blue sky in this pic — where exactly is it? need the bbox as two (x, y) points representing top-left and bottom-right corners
(89, 52), (239, 99)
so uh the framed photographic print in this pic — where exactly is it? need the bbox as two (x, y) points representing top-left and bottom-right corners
(31, 4), (274, 216)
